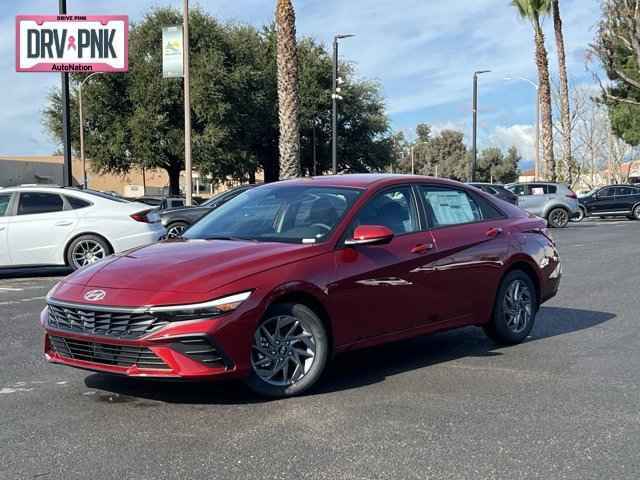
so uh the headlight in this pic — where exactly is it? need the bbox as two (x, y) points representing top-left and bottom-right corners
(148, 291), (252, 321)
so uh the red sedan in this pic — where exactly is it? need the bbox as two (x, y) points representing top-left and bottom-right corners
(42, 175), (561, 397)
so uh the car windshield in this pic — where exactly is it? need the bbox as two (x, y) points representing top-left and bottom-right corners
(184, 185), (362, 244)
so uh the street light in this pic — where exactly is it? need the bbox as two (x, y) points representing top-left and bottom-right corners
(78, 72), (104, 189)
(183, 0), (193, 205)
(332, 33), (355, 175)
(471, 70), (491, 182)
(505, 75), (540, 181)
(410, 141), (429, 175)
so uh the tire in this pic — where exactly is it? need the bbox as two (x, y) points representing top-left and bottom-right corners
(245, 303), (329, 398)
(547, 207), (570, 228)
(632, 204), (640, 221)
(66, 234), (111, 271)
(166, 221), (189, 239)
(571, 207), (585, 223)
(483, 270), (538, 345)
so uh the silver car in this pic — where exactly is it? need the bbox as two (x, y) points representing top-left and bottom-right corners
(505, 182), (579, 228)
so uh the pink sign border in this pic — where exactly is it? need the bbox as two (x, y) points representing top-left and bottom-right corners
(15, 15), (129, 73)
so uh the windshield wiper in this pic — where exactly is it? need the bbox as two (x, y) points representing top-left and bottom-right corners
(201, 235), (256, 242)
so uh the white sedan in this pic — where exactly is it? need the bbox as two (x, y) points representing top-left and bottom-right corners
(0, 186), (165, 270)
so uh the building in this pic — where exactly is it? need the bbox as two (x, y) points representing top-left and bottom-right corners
(0, 155), (236, 198)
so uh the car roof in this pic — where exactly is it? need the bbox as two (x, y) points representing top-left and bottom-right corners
(275, 174), (464, 189)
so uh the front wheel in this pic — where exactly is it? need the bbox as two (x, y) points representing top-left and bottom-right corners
(632, 204), (640, 221)
(166, 221), (189, 238)
(484, 270), (538, 345)
(571, 207), (585, 223)
(245, 303), (329, 398)
(547, 208), (570, 228)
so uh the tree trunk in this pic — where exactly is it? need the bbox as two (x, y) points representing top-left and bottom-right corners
(275, 0), (301, 180)
(166, 162), (182, 196)
(552, 0), (572, 182)
(533, 16), (556, 181)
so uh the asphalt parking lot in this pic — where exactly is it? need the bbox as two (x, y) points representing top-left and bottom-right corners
(2, 220), (639, 480)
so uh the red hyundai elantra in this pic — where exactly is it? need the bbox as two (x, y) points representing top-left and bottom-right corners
(42, 175), (561, 397)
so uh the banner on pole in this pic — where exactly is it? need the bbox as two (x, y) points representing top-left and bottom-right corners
(16, 15), (128, 73)
(162, 26), (183, 78)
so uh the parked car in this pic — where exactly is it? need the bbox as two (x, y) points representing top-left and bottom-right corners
(161, 184), (257, 238)
(505, 182), (579, 228)
(572, 184), (640, 222)
(0, 186), (165, 270)
(468, 182), (519, 205)
(42, 175), (560, 398)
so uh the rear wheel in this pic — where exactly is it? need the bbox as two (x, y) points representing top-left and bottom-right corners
(245, 303), (329, 398)
(66, 235), (111, 270)
(484, 270), (538, 345)
(547, 208), (570, 228)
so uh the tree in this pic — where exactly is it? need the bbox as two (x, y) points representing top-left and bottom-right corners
(43, 8), (393, 188)
(551, 0), (572, 182)
(592, 0), (640, 146)
(512, 0), (556, 181)
(275, 0), (301, 179)
(424, 130), (468, 180)
(476, 147), (520, 183)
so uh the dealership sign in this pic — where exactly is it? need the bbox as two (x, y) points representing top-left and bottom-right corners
(16, 15), (128, 72)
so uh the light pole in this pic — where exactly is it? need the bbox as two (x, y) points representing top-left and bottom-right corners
(332, 33), (355, 175)
(505, 75), (540, 180)
(183, 0), (193, 205)
(78, 72), (103, 189)
(409, 141), (429, 175)
(60, 0), (73, 187)
(471, 70), (491, 182)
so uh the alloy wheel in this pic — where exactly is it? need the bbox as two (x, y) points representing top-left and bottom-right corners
(251, 315), (316, 387)
(634, 205), (640, 220)
(549, 209), (569, 228)
(503, 279), (533, 334)
(167, 223), (187, 238)
(571, 208), (585, 223)
(72, 240), (107, 268)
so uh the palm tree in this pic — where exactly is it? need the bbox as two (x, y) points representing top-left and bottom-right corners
(512, 0), (556, 181)
(552, 0), (572, 183)
(275, 0), (301, 180)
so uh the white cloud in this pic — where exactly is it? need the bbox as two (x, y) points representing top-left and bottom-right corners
(488, 124), (535, 163)
(1, 0), (602, 155)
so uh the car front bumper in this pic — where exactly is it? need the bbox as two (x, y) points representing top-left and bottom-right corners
(41, 306), (254, 380)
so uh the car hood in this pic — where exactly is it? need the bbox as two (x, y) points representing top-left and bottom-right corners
(61, 239), (324, 295)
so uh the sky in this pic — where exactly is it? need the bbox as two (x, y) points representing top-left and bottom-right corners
(1, 0), (603, 167)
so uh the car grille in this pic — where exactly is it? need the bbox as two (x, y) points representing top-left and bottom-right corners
(49, 335), (170, 370)
(48, 303), (169, 339)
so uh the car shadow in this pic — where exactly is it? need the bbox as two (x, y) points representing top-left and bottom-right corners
(0, 267), (71, 279)
(83, 306), (614, 405)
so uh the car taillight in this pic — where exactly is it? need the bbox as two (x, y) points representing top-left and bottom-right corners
(130, 209), (159, 223)
(566, 192), (577, 199)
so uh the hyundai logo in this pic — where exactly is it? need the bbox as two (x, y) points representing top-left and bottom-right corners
(84, 290), (106, 302)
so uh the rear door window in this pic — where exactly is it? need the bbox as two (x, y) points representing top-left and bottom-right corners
(420, 186), (484, 227)
(17, 192), (64, 215)
(528, 184), (549, 196)
(0, 193), (11, 216)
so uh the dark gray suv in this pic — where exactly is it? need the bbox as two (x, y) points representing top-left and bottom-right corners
(506, 182), (579, 228)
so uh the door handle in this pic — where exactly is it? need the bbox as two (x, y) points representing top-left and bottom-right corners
(411, 243), (434, 254)
(0, 226), (5, 232)
(54, 221), (73, 227)
(486, 227), (503, 238)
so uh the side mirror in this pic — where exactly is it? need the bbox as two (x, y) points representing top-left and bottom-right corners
(345, 225), (394, 247)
